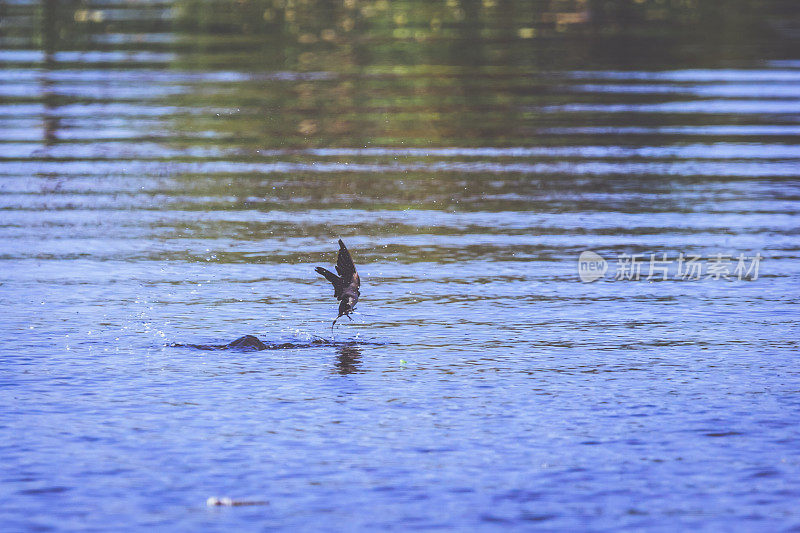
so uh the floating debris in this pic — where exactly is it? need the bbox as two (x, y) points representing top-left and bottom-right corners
(206, 497), (268, 507)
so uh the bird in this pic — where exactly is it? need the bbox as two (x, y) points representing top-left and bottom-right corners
(315, 239), (361, 329)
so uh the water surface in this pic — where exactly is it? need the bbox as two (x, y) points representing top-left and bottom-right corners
(2, 1), (800, 530)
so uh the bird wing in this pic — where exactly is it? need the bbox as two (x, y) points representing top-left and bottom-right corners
(315, 267), (343, 298)
(335, 239), (357, 283)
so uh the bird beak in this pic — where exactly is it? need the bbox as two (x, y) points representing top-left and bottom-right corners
(332, 313), (343, 332)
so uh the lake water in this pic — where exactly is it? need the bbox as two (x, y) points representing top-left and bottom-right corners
(2, 0), (800, 530)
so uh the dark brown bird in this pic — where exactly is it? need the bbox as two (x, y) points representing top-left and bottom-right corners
(315, 239), (361, 329)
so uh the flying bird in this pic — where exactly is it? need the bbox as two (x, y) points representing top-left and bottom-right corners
(315, 239), (361, 329)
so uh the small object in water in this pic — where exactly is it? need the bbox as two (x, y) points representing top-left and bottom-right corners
(315, 239), (361, 329)
(168, 335), (268, 351)
(206, 496), (268, 507)
(225, 335), (267, 350)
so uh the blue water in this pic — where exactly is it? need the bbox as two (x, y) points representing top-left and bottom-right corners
(2, 0), (800, 530)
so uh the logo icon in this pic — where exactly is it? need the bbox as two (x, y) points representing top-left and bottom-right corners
(578, 251), (607, 282)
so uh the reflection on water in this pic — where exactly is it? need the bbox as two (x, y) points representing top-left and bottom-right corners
(334, 344), (363, 375)
(2, 0), (800, 531)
